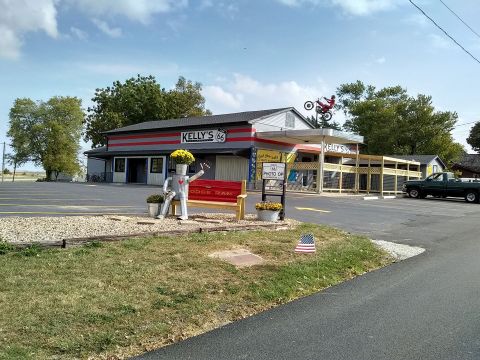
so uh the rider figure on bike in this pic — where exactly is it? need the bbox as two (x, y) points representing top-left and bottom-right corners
(318, 95), (335, 113)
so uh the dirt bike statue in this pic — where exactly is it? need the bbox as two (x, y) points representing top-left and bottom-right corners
(304, 95), (336, 121)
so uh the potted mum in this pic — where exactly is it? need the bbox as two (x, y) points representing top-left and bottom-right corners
(170, 149), (195, 175)
(146, 194), (164, 218)
(255, 201), (283, 222)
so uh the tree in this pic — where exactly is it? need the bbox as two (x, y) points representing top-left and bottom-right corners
(305, 115), (342, 130)
(337, 81), (464, 164)
(7, 97), (83, 180)
(6, 99), (33, 181)
(84, 75), (211, 147)
(467, 122), (480, 153)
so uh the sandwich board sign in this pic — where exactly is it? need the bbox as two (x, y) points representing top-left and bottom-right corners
(262, 162), (286, 180)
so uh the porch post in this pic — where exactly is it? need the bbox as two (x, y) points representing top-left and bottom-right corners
(394, 161), (398, 194)
(316, 136), (325, 193)
(339, 156), (343, 193)
(367, 157), (371, 194)
(380, 157), (385, 196)
(355, 144), (359, 193)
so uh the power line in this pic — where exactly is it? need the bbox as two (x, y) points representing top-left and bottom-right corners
(454, 120), (478, 129)
(438, 0), (480, 40)
(408, 0), (480, 65)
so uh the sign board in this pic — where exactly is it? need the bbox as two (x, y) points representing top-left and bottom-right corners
(324, 143), (357, 155)
(181, 129), (227, 144)
(262, 162), (286, 180)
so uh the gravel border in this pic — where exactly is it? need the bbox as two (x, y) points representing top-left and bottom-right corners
(372, 240), (425, 261)
(0, 213), (297, 244)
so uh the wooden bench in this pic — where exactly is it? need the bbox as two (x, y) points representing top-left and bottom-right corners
(171, 179), (247, 220)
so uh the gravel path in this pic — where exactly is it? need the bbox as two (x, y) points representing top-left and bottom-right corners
(0, 214), (295, 244)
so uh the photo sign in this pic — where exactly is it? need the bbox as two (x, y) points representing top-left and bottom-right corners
(181, 129), (227, 144)
(262, 162), (286, 180)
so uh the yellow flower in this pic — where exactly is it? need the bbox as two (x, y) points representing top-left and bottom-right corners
(170, 149), (195, 165)
(255, 201), (282, 211)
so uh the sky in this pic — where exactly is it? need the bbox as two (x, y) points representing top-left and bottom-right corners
(1, 0), (479, 170)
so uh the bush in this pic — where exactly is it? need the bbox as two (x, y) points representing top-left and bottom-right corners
(3, 168), (10, 175)
(255, 201), (283, 211)
(170, 149), (195, 165)
(146, 194), (164, 203)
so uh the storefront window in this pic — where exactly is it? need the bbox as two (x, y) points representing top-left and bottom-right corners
(114, 158), (125, 172)
(150, 158), (164, 173)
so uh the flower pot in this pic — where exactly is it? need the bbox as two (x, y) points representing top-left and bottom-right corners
(176, 164), (188, 176)
(147, 203), (160, 218)
(257, 209), (280, 222)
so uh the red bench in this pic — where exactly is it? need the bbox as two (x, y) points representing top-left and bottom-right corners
(171, 179), (247, 220)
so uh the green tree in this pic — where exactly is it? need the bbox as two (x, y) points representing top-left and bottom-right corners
(337, 81), (464, 164)
(6, 98), (33, 181)
(466, 122), (480, 153)
(7, 97), (83, 180)
(305, 115), (342, 130)
(84, 75), (211, 147)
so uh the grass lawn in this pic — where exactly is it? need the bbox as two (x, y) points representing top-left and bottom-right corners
(0, 223), (392, 359)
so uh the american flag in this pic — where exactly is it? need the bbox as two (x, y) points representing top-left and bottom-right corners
(295, 234), (316, 253)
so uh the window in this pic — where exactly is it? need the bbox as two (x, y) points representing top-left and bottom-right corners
(150, 158), (164, 173)
(114, 158), (125, 172)
(432, 165), (438, 173)
(285, 113), (295, 128)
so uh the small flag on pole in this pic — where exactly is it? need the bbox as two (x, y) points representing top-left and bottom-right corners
(295, 234), (316, 253)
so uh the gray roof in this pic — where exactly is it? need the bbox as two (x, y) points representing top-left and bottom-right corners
(104, 108), (298, 134)
(386, 155), (445, 167)
(452, 154), (480, 172)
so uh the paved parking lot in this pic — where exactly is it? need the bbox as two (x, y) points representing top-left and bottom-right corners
(1, 181), (479, 249)
(0, 182), (155, 216)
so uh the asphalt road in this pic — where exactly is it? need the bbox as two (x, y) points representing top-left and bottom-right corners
(2, 182), (480, 359)
(135, 191), (480, 359)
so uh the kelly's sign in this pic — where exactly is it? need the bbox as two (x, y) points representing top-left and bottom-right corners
(181, 129), (227, 144)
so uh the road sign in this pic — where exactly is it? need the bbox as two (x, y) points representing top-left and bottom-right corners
(262, 162), (286, 180)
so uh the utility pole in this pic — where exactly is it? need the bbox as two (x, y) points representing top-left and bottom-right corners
(1, 142), (5, 183)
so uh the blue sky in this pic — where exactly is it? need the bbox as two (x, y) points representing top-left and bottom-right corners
(1, 0), (479, 170)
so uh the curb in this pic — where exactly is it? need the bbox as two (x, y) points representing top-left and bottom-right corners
(363, 195), (399, 200)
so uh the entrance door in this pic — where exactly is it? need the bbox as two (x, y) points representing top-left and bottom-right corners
(127, 158), (148, 183)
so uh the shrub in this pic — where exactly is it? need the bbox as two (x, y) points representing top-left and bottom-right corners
(170, 149), (195, 165)
(255, 201), (283, 211)
(146, 194), (164, 203)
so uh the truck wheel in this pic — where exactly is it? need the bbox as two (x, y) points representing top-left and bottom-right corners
(464, 191), (478, 203)
(408, 188), (421, 199)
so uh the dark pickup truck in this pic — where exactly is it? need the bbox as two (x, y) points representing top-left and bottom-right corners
(403, 172), (480, 203)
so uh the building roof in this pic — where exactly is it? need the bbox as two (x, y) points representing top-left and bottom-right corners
(385, 155), (445, 167)
(104, 107), (304, 134)
(452, 154), (480, 173)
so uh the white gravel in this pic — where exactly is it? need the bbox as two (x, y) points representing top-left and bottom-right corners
(0, 214), (296, 244)
(372, 240), (425, 261)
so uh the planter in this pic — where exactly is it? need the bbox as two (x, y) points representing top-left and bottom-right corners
(147, 203), (160, 218)
(176, 164), (188, 176)
(257, 209), (280, 222)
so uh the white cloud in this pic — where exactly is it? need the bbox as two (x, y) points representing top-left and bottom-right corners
(0, 0), (58, 59)
(375, 56), (386, 64)
(70, 0), (188, 24)
(203, 86), (242, 109)
(203, 74), (331, 116)
(70, 26), (88, 40)
(92, 19), (122, 38)
(277, 0), (401, 16)
(0, 0), (188, 59)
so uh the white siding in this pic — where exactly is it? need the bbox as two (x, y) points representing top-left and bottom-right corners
(253, 110), (312, 132)
(215, 156), (249, 181)
(147, 156), (166, 186)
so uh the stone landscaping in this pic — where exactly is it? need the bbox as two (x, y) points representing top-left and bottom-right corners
(0, 213), (297, 244)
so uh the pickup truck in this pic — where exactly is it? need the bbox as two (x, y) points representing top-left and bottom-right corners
(403, 172), (480, 203)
